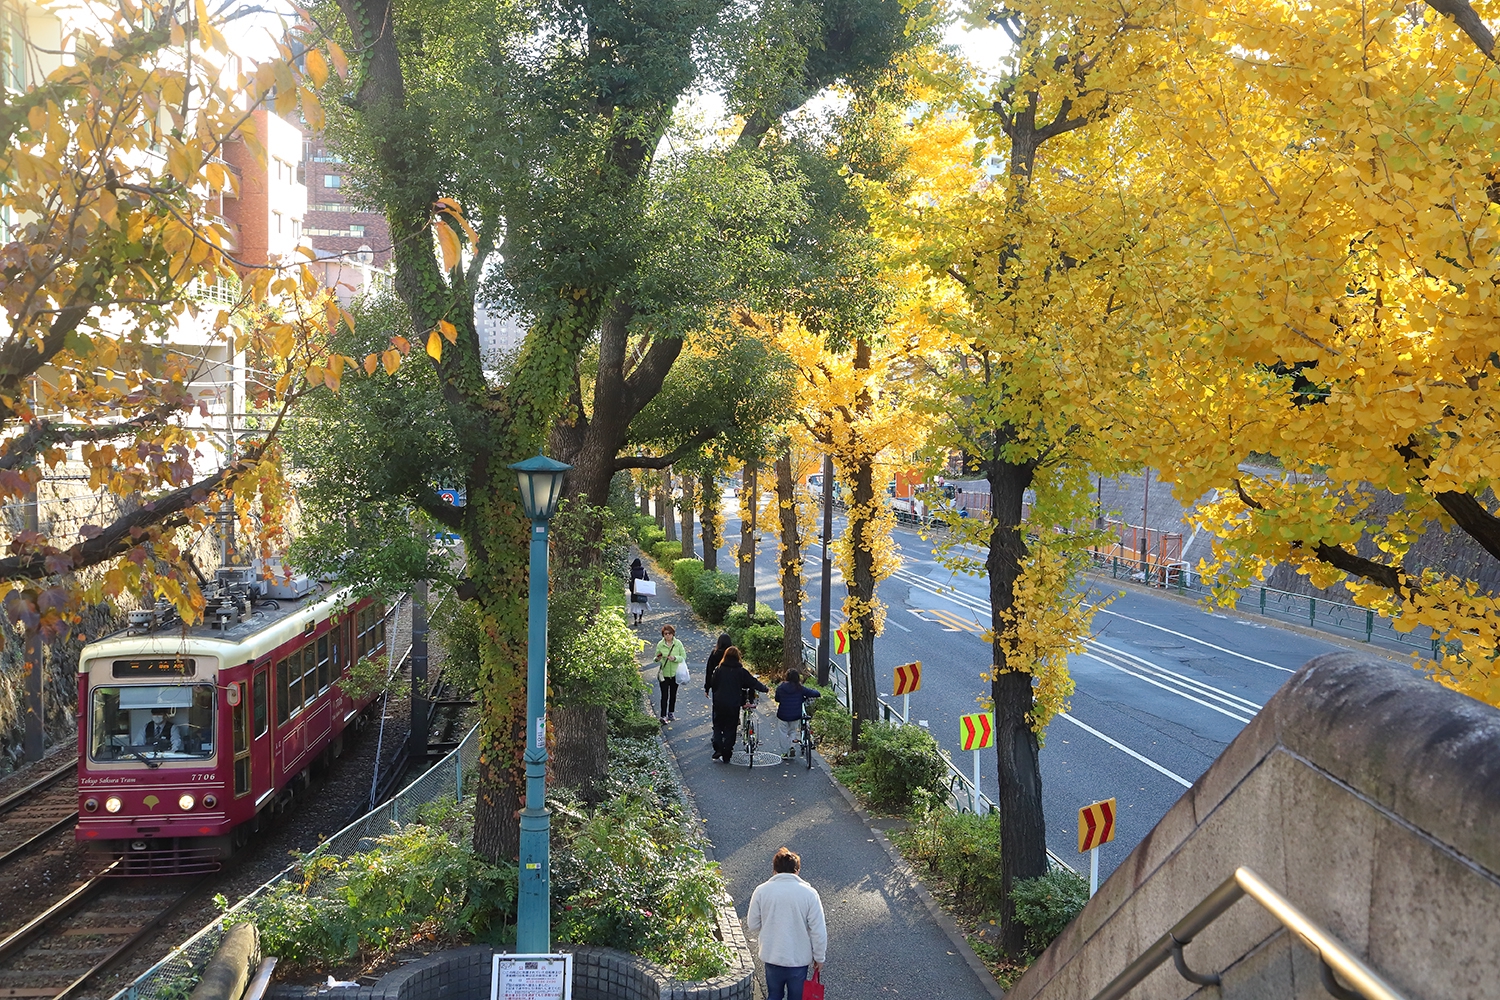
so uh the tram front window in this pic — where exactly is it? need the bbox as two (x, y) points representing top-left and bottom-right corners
(90, 684), (215, 762)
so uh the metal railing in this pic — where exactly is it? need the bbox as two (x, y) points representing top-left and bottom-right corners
(110, 723), (482, 1000)
(1092, 866), (1406, 1000)
(803, 640), (1075, 874)
(1087, 551), (1444, 655)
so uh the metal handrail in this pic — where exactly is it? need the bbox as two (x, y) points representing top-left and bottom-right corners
(1092, 866), (1407, 1000)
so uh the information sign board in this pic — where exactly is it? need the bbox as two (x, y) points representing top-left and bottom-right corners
(491, 953), (573, 1000)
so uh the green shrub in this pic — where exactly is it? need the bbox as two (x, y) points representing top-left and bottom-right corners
(904, 807), (1004, 913)
(1012, 868), (1090, 954)
(690, 571), (739, 624)
(809, 696), (852, 748)
(671, 558), (704, 597)
(638, 525), (665, 552)
(860, 723), (948, 812)
(630, 514), (657, 539)
(235, 800), (517, 967)
(551, 790), (730, 980)
(739, 623), (784, 670)
(651, 540), (681, 563)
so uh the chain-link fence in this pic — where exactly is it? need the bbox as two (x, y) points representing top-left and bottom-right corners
(111, 723), (482, 1000)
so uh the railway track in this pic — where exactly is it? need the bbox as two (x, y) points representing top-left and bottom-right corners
(0, 760), (79, 875)
(0, 865), (204, 1000)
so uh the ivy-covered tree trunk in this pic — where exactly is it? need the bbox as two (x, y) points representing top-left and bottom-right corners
(679, 474), (696, 559)
(775, 452), (803, 675)
(987, 454), (1046, 956)
(663, 468), (677, 542)
(737, 461), (758, 607)
(702, 478), (721, 572)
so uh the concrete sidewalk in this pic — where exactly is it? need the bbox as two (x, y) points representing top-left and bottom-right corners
(634, 564), (998, 999)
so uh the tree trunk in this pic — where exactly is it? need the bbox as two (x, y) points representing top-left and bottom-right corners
(656, 476), (668, 530)
(663, 468), (677, 542)
(737, 461), (757, 607)
(472, 576), (531, 862)
(988, 455), (1046, 956)
(638, 475), (649, 514)
(679, 474), (696, 559)
(702, 478), (720, 572)
(847, 451), (879, 725)
(775, 452), (803, 676)
(551, 703), (609, 801)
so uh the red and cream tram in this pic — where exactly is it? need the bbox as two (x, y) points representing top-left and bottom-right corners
(75, 577), (387, 874)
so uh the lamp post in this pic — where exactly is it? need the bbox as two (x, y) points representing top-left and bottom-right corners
(510, 452), (572, 954)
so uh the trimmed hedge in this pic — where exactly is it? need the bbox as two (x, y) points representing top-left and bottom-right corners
(859, 722), (948, 812)
(724, 603), (785, 670)
(671, 558), (704, 598)
(651, 540), (682, 564)
(690, 571), (738, 624)
(739, 623), (784, 671)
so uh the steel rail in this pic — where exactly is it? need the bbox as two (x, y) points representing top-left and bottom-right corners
(0, 809), (78, 868)
(1091, 866), (1407, 1000)
(49, 876), (208, 1000)
(0, 864), (115, 963)
(0, 758), (77, 817)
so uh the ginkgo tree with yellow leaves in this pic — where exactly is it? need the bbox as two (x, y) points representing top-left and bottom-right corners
(1134, 0), (1500, 706)
(873, 8), (1179, 954)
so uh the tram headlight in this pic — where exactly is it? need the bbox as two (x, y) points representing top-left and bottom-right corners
(178, 794), (195, 811)
(202, 794), (217, 809)
(104, 796), (122, 813)
(83, 798), (99, 813)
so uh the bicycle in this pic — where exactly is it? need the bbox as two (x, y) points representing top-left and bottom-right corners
(798, 703), (815, 770)
(741, 698), (759, 768)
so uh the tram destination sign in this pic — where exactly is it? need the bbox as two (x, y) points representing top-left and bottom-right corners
(112, 658), (196, 679)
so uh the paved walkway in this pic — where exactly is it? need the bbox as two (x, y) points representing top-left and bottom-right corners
(634, 563), (997, 999)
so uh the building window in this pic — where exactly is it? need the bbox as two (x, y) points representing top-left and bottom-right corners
(324, 175), (342, 188)
(349, 224), (365, 237)
(292, 218), (302, 238)
(273, 211), (282, 234)
(2, 12), (28, 93)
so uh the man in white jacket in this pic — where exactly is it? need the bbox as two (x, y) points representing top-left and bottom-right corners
(746, 847), (828, 1000)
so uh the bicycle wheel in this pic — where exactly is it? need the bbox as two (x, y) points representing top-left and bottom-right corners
(803, 724), (814, 769)
(747, 720), (758, 768)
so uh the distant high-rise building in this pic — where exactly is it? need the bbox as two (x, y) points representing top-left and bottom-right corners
(299, 129), (392, 304)
(473, 304), (528, 359)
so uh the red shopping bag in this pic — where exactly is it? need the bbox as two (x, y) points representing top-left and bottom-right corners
(802, 968), (824, 1000)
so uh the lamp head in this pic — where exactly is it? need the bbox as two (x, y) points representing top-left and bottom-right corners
(509, 453), (572, 521)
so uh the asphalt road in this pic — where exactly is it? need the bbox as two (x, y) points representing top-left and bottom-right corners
(702, 502), (1364, 880)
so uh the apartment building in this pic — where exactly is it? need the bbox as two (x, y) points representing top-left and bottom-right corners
(300, 130), (393, 305)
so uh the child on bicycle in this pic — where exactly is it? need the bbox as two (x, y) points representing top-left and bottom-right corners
(774, 669), (821, 760)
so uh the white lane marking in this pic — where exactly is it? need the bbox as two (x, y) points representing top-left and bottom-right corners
(1058, 713), (1194, 788)
(1079, 652), (1254, 725)
(1090, 640), (1263, 712)
(1087, 606), (1296, 673)
(894, 564), (1296, 675)
(896, 565), (1263, 724)
(889, 619), (912, 632)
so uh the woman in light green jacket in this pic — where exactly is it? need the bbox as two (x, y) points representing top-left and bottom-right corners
(654, 625), (686, 721)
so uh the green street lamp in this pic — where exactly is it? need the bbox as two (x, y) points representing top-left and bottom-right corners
(510, 452), (571, 954)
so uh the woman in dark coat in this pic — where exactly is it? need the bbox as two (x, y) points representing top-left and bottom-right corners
(628, 558), (650, 625)
(705, 646), (767, 761)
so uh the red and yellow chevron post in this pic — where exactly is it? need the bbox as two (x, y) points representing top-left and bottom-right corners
(1078, 798), (1117, 896)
